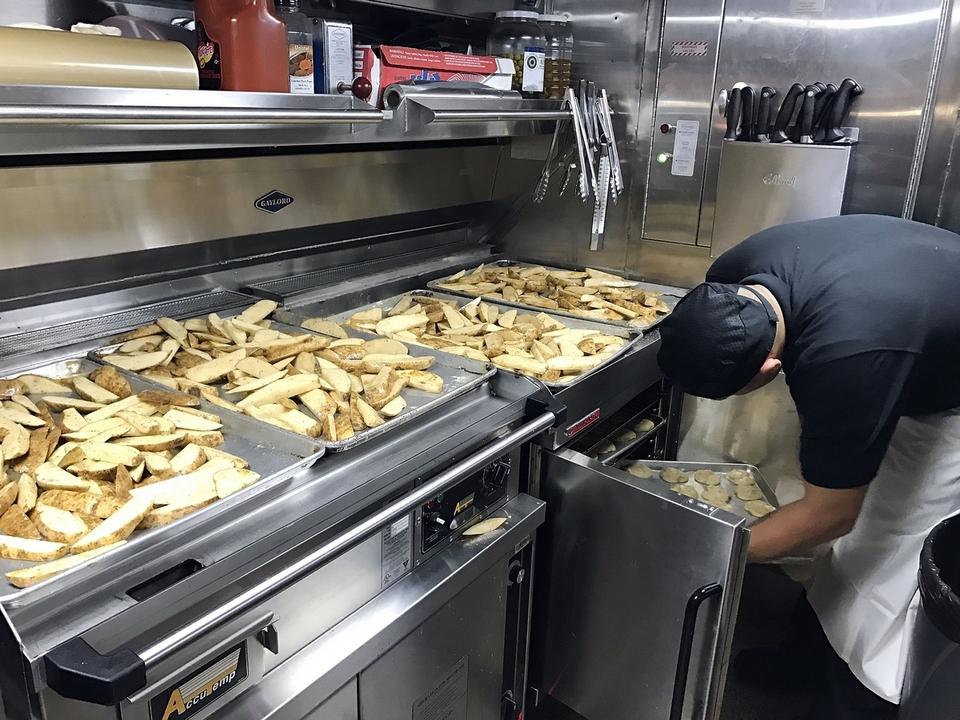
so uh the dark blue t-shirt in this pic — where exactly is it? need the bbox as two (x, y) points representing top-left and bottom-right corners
(707, 215), (960, 488)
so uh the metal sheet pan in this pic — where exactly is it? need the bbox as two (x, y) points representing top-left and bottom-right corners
(291, 289), (642, 392)
(0, 356), (324, 597)
(427, 258), (686, 332)
(95, 313), (496, 453)
(607, 458), (778, 525)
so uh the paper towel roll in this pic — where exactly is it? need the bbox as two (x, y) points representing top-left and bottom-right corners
(0, 26), (199, 90)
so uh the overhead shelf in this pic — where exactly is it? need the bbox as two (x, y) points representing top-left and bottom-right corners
(0, 84), (568, 156)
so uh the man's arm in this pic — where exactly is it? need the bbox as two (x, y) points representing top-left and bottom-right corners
(748, 481), (868, 562)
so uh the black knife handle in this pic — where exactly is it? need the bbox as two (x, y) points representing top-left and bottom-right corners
(740, 86), (756, 142)
(822, 77), (863, 143)
(771, 82), (804, 143)
(755, 86), (777, 142)
(724, 87), (742, 140)
(813, 83), (837, 131)
(798, 84), (821, 143)
(669, 583), (724, 720)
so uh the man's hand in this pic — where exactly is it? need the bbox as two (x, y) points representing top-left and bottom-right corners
(748, 481), (868, 562)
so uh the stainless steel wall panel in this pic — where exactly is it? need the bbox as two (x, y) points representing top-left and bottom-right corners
(642, 0), (725, 245)
(697, 0), (946, 249)
(913, 1), (960, 229)
(494, 1), (650, 274)
(0, 146), (499, 302)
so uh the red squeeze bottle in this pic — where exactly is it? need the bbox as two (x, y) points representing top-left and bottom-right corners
(194, 0), (288, 92)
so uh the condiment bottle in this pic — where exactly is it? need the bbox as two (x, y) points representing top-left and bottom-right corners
(276, 0), (315, 94)
(194, 0), (288, 92)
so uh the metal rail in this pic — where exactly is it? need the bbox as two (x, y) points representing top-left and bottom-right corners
(428, 109), (572, 123)
(0, 104), (385, 125)
(138, 411), (556, 668)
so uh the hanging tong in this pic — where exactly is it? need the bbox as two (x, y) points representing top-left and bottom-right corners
(597, 89), (623, 200)
(534, 114), (567, 203)
(566, 86), (594, 201)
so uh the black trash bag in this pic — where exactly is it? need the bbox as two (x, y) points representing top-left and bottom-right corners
(919, 513), (960, 643)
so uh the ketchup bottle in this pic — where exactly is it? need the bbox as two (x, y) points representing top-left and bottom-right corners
(194, 0), (288, 92)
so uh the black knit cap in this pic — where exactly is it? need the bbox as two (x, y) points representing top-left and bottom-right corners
(657, 282), (778, 399)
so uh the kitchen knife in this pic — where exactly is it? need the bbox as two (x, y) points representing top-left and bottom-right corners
(724, 87), (743, 140)
(771, 82), (804, 143)
(822, 77), (863, 143)
(755, 86), (777, 142)
(740, 85), (757, 141)
(798, 84), (822, 143)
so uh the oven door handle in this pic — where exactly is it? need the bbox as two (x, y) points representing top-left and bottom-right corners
(669, 582), (723, 720)
(43, 411), (557, 706)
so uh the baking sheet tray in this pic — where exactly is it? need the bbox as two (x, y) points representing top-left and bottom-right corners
(608, 458), (778, 525)
(0, 356), (324, 595)
(582, 399), (665, 464)
(94, 314), (496, 453)
(284, 289), (642, 392)
(427, 259), (686, 332)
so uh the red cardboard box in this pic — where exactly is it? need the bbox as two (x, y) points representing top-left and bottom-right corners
(356, 45), (515, 107)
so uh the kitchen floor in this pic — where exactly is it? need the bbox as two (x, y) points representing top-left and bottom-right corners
(530, 565), (816, 720)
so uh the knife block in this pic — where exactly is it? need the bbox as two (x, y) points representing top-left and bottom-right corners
(711, 140), (853, 257)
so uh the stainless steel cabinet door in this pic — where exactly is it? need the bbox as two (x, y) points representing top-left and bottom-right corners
(531, 450), (749, 720)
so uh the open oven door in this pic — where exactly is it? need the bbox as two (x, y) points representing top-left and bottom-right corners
(529, 449), (749, 720)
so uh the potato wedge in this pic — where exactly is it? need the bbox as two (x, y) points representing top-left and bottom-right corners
(236, 375), (320, 409)
(224, 370), (288, 396)
(142, 452), (175, 479)
(116, 411), (175, 436)
(380, 396), (407, 417)
(156, 316), (188, 343)
(0, 506), (40, 540)
(237, 299), (278, 324)
(163, 408), (222, 432)
(72, 377), (119, 404)
(0, 407), (45, 428)
(546, 354), (611, 373)
(5, 542), (124, 587)
(10, 394), (41, 415)
(15, 375), (71, 395)
(83, 395), (143, 424)
(70, 460), (120, 482)
(17, 474), (37, 512)
(104, 350), (171, 372)
(0, 535), (69, 562)
(361, 355), (434, 373)
(355, 396), (384, 428)
(362, 338), (408, 356)
(0, 482), (17, 515)
(36, 490), (99, 515)
(184, 349), (246, 384)
(182, 431), (224, 448)
(375, 314), (428, 336)
(169, 444), (206, 475)
(137, 390), (201, 408)
(35, 506), (88, 544)
(13, 427), (49, 474)
(139, 497), (216, 528)
(300, 318), (348, 339)
(72, 496), (153, 553)
(78, 442), (142, 468)
(114, 433), (186, 452)
(491, 355), (546, 376)
(396, 369), (444, 393)
(299, 389), (336, 420)
(89, 366), (133, 399)
(115, 465), (133, 500)
(201, 446), (249, 470)
(36, 463), (89, 492)
(213, 468), (261, 499)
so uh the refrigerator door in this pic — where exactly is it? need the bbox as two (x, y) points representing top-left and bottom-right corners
(711, 140), (852, 257)
(531, 449), (749, 720)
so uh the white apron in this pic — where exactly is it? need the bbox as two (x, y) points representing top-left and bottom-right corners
(807, 409), (960, 704)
